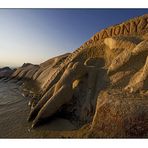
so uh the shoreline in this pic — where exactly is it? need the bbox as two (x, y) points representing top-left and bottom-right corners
(0, 79), (77, 138)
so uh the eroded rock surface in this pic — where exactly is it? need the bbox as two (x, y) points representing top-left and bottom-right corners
(1, 14), (148, 138)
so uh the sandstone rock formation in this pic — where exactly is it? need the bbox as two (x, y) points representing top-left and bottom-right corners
(0, 67), (14, 78)
(1, 14), (148, 137)
(89, 90), (148, 138)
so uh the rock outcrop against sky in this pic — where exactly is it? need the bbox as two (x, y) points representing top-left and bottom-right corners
(0, 67), (14, 78)
(1, 14), (148, 138)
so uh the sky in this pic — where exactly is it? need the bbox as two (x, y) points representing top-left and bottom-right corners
(0, 9), (148, 68)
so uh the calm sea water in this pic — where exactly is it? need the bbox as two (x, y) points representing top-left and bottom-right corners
(0, 79), (76, 138)
(0, 79), (31, 138)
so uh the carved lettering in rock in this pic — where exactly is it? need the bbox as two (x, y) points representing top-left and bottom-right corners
(132, 19), (141, 33)
(83, 17), (148, 48)
(101, 30), (109, 39)
(113, 26), (121, 36)
(93, 34), (100, 41)
(88, 39), (93, 44)
(142, 17), (148, 30)
(122, 23), (131, 35)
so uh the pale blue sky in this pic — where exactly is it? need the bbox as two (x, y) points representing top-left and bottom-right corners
(0, 9), (148, 67)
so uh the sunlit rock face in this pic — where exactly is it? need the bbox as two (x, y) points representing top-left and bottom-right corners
(3, 14), (148, 137)
(11, 53), (70, 88)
